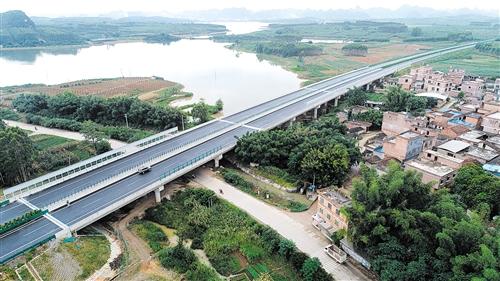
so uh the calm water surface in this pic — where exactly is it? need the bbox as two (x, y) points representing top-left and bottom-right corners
(0, 23), (301, 115)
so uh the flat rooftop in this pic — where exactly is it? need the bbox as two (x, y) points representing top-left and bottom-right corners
(425, 150), (464, 164)
(406, 160), (455, 177)
(467, 147), (499, 162)
(400, 131), (421, 139)
(438, 140), (470, 153)
(487, 112), (500, 120)
(459, 130), (486, 142)
(320, 190), (351, 206)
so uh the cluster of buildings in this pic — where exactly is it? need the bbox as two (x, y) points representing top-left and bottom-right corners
(396, 65), (500, 105)
(311, 66), (500, 267)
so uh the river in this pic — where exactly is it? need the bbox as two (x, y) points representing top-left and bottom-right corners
(0, 22), (302, 115)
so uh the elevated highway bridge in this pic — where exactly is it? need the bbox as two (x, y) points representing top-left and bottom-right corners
(0, 43), (475, 263)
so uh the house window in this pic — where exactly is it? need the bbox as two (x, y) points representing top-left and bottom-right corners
(327, 214), (331, 220)
(336, 209), (340, 215)
(427, 153), (431, 157)
(335, 220), (339, 226)
(320, 198), (324, 204)
(328, 203), (332, 210)
(320, 208), (323, 214)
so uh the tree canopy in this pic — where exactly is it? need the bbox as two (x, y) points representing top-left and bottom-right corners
(0, 127), (36, 186)
(235, 114), (360, 187)
(13, 92), (183, 130)
(347, 161), (500, 281)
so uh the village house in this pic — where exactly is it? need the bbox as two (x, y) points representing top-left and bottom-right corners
(381, 111), (413, 136)
(383, 131), (424, 162)
(441, 124), (471, 139)
(313, 190), (351, 238)
(405, 159), (457, 189)
(421, 149), (465, 170)
(460, 79), (485, 97)
(482, 112), (500, 134)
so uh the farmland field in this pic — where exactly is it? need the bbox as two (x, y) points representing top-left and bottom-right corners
(0, 77), (176, 98)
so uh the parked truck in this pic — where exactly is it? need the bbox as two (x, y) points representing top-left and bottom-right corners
(324, 244), (347, 263)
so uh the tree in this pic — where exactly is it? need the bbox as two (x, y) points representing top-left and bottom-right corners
(346, 162), (500, 281)
(452, 163), (500, 217)
(80, 120), (108, 154)
(384, 86), (411, 112)
(345, 87), (368, 106)
(215, 99), (224, 112)
(300, 257), (333, 281)
(278, 239), (296, 259)
(300, 144), (350, 186)
(457, 91), (465, 101)
(158, 243), (196, 273)
(191, 101), (211, 123)
(0, 120), (5, 130)
(353, 109), (383, 129)
(411, 27), (423, 37)
(0, 127), (36, 185)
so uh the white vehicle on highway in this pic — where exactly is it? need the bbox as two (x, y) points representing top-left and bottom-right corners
(137, 165), (151, 174)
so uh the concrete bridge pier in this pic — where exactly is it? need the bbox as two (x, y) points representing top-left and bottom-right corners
(365, 83), (372, 91)
(313, 106), (321, 119)
(289, 117), (296, 126)
(154, 186), (164, 203)
(334, 97), (339, 107)
(214, 154), (223, 168)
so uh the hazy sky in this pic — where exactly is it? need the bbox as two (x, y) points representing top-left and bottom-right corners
(2, 0), (499, 17)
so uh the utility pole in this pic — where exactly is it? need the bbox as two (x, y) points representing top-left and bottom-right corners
(124, 114), (129, 128)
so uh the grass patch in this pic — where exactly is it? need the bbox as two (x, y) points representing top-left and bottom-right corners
(60, 236), (110, 280)
(153, 86), (193, 107)
(425, 48), (500, 78)
(31, 134), (72, 150)
(144, 189), (305, 280)
(17, 266), (35, 281)
(130, 220), (169, 252)
(31, 251), (55, 281)
(253, 166), (299, 191)
(366, 92), (385, 102)
(221, 168), (311, 212)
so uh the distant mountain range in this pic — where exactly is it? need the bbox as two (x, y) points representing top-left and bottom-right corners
(102, 6), (498, 23)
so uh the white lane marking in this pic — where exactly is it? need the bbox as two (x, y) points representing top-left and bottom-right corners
(219, 119), (235, 124)
(242, 125), (262, 131)
(18, 198), (40, 211)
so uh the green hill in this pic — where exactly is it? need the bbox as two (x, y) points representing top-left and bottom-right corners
(0, 10), (86, 47)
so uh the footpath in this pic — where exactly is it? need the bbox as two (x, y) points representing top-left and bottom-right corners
(194, 168), (371, 281)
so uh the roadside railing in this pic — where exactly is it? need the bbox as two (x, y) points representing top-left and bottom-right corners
(3, 127), (178, 202)
(68, 145), (226, 231)
(43, 134), (224, 211)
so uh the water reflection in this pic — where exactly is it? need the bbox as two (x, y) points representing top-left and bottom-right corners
(0, 40), (302, 114)
(0, 46), (81, 63)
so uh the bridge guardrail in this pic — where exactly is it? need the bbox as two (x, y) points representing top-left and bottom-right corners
(3, 127), (178, 201)
(43, 130), (226, 211)
(68, 145), (227, 231)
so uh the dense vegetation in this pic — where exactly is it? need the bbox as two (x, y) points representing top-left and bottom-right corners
(341, 43), (368, 56)
(0, 10), (85, 47)
(346, 162), (500, 281)
(255, 42), (322, 57)
(475, 42), (500, 56)
(383, 86), (436, 115)
(1, 10), (226, 48)
(13, 92), (184, 131)
(144, 33), (181, 44)
(235, 114), (360, 187)
(0, 125), (106, 188)
(145, 188), (332, 280)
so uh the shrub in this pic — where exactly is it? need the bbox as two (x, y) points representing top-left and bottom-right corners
(0, 108), (20, 121)
(222, 169), (253, 192)
(191, 236), (204, 250)
(185, 262), (222, 281)
(158, 243), (196, 273)
(278, 239), (296, 260)
(289, 251), (309, 271)
(240, 243), (265, 263)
